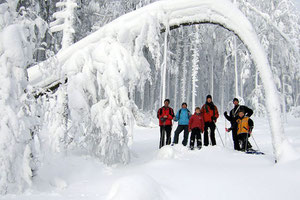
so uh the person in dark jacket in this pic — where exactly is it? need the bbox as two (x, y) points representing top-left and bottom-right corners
(172, 102), (191, 146)
(200, 95), (219, 146)
(188, 107), (205, 150)
(232, 109), (254, 151)
(157, 99), (174, 148)
(224, 98), (253, 150)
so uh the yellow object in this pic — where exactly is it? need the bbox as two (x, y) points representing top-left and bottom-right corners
(237, 117), (250, 135)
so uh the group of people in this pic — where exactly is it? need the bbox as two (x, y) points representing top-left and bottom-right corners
(157, 95), (254, 151)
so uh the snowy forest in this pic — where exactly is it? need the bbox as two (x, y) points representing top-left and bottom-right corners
(0, 0), (300, 196)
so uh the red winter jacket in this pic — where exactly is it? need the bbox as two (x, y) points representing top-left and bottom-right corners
(157, 106), (174, 126)
(189, 113), (205, 131)
(200, 103), (219, 123)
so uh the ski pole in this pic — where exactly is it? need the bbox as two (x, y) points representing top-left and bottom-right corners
(225, 119), (227, 146)
(251, 133), (261, 152)
(245, 131), (249, 152)
(214, 122), (225, 147)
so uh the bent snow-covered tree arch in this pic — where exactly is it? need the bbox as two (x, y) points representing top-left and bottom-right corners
(29, 0), (292, 163)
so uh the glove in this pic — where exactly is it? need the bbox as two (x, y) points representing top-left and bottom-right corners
(160, 117), (166, 122)
(226, 128), (232, 132)
(224, 111), (227, 116)
(249, 128), (253, 135)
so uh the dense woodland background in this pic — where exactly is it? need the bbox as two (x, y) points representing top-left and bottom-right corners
(2, 0), (300, 114)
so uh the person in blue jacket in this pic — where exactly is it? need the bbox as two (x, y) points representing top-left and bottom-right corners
(172, 102), (191, 146)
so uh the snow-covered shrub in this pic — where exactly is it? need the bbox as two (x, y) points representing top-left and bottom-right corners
(107, 174), (166, 200)
(249, 86), (266, 117)
(38, 85), (70, 155)
(133, 109), (157, 127)
(290, 106), (300, 118)
(0, 24), (34, 194)
(0, 1), (48, 193)
(58, 23), (159, 164)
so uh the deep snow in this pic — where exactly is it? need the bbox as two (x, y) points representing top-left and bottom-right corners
(3, 116), (300, 200)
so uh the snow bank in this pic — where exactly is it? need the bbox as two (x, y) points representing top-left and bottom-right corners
(49, 177), (68, 190)
(277, 140), (300, 163)
(107, 174), (165, 200)
(156, 145), (189, 160)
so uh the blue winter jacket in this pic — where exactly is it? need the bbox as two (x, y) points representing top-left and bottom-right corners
(175, 108), (191, 125)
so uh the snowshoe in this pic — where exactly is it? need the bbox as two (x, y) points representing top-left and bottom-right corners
(245, 149), (265, 155)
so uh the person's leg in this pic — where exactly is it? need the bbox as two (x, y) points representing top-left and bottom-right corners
(244, 133), (253, 150)
(196, 128), (202, 148)
(204, 123), (209, 146)
(240, 133), (247, 151)
(159, 126), (165, 148)
(165, 125), (172, 145)
(236, 134), (244, 151)
(173, 125), (184, 144)
(232, 128), (240, 150)
(210, 122), (216, 146)
(182, 125), (189, 146)
(190, 129), (196, 149)
(246, 134), (252, 149)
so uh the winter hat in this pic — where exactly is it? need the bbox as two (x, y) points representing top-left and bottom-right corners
(164, 99), (170, 103)
(206, 95), (212, 100)
(233, 98), (239, 102)
(239, 108), (245, 113)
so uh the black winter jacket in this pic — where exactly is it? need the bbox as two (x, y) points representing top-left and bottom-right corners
(224, 105), (253, 125)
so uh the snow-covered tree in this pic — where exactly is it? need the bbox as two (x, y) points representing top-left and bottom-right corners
(0, 1), (40, 194)
(50, 0), (77, 50)
(191, 26), (200, 111)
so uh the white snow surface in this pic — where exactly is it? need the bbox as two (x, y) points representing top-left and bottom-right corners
(3, 116), (300, 200)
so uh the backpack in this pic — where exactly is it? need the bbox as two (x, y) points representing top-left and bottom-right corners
(157, 107), (174, 118)
(237, 117), (250, 134)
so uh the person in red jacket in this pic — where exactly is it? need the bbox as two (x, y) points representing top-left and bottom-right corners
(157, 99), (174, 148)
(200, 95), (219, 146)
(188, 107), (205, 150)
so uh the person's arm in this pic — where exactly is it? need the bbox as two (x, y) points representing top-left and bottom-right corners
(157, 108), (161, 119)
(211, 106), (219, 122)
(174, 110), (180, 121)
(224, 111), (231, 121)
(200, 117), (205, 132)
(232, 120), (238, 130)
(215, 106), (219, 119)
(188, 116), (193, 131)
(248, 118), (254, 133)
(200, 105), (205, 114)
(167, 108), (174, 120)
(245, 106), (253, 117)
